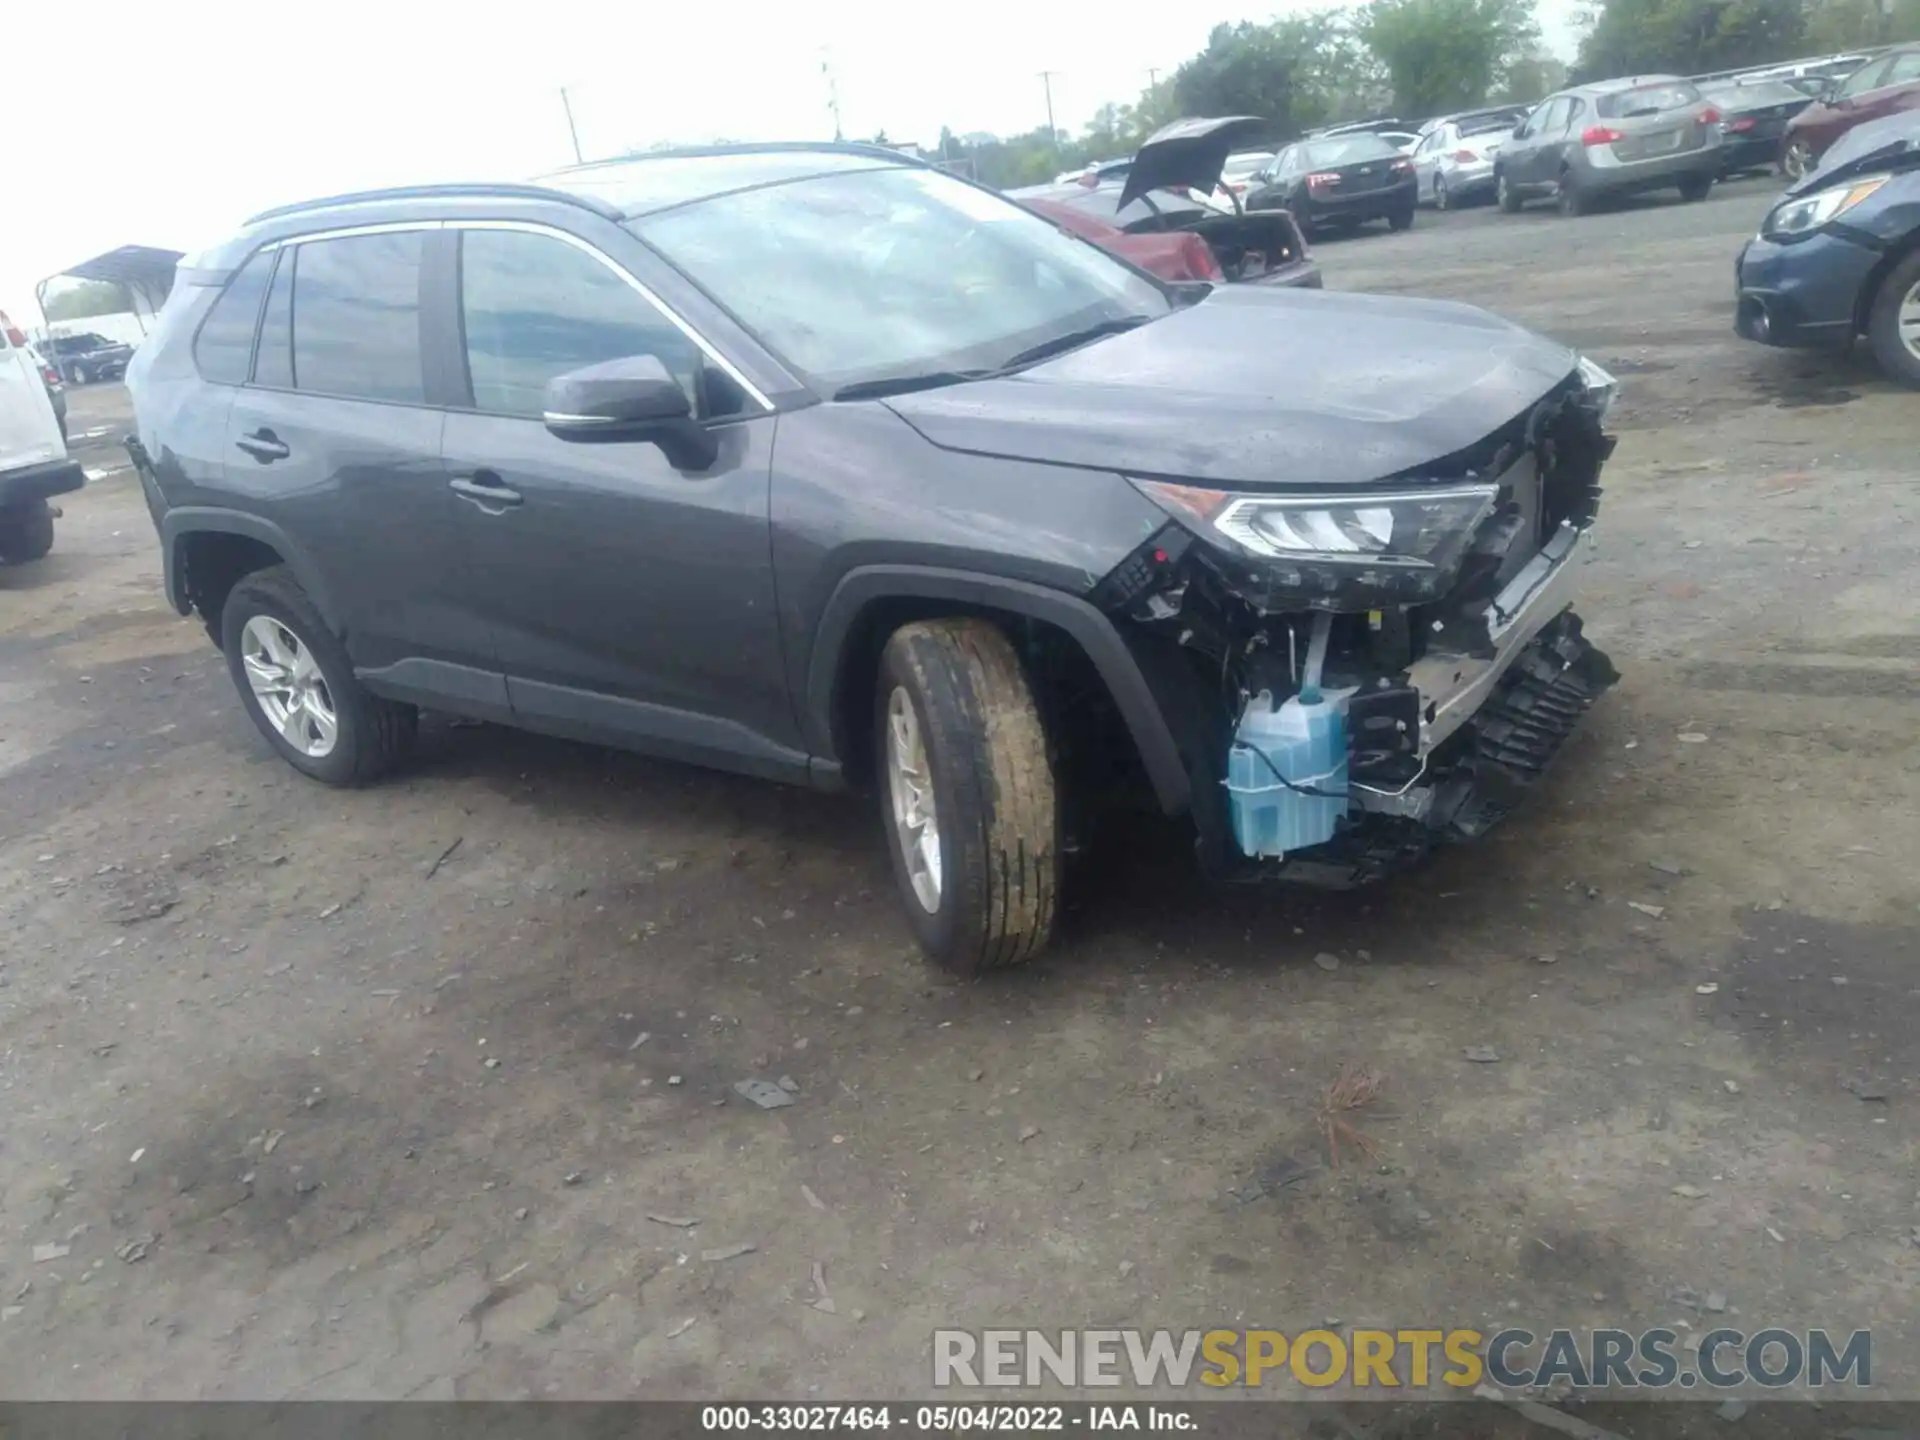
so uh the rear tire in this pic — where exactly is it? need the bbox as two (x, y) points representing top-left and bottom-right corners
(1388, 206), (1415, 232)
(220, 565), (417, 786)
(875, 618), (1059, 975)
(1556, 170), (1589, 217)
(1678, 173), (1713, 202)
(1866, 251), (1920, 389)
(0, 500), (55, 564)
(1497, 171), (1523, 213)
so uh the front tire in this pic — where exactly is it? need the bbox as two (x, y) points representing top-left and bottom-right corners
(1782, 138), (1812, 181)
(1866, 251), (1920, 388)
(1434, 174), (1451, 211)
(1497, 171), (1523, 213)
(875, 618), (1059, 975)
(70, 363), (89, 386)
(0, 500), (55, 563)
(220, 565), (417, 785)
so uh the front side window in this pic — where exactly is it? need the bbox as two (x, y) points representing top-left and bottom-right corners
(634, 165), (1169, 394)
(458, 228), (702, 418)
(193, 250), (274, 385)
(290, 231), (425, 404)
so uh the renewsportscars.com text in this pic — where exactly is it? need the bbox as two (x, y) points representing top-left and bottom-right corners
(933, 1327), (1871, 1391)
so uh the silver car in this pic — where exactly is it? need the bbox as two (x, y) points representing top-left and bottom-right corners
(1409, 107), (1529, 208)
(1495, 76), (1724, 216)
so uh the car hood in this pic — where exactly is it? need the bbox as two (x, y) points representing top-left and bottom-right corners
(882, 286), (1579, 488)
(1118, 116), (1268, 211)
(1789, 111), (1920, 193)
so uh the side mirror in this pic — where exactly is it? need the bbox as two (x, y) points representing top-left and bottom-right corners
(543, 354), (718, 469)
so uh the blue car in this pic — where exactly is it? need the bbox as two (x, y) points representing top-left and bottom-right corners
(1735, 112), (1920, 386)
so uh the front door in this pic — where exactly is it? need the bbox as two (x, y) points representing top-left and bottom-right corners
(436, 224), (800, 778)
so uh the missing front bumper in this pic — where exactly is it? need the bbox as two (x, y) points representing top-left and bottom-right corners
(1259, 610), (1616, 887)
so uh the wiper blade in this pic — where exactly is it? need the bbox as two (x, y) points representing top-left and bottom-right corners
(995, 316), (1154, 374)
(833, 370), (992, 402)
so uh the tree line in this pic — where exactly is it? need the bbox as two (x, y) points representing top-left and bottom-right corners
(929, 0), (1920, 189)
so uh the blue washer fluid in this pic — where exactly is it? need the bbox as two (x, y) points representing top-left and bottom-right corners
(1225, 689), (1350, 858)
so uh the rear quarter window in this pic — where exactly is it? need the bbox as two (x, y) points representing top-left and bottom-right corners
(192, 251), (274, 385)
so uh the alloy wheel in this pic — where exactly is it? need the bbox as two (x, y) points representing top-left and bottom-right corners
(241, 615), (339, 758)
(885, 686), (942, 912)
(1435, 175), (1450, 210)
(1900, 279), (1920, 364)
(1783, 140), (1811, 181)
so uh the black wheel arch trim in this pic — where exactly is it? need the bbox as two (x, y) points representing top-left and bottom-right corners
(159, 507), (341, 631)
(804, 565), (1192, 816)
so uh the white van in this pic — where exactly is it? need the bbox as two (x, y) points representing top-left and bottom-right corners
(0, 311), (83, 563)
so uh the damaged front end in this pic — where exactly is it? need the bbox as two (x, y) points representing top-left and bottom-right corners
(1092, 359), (1621, 886)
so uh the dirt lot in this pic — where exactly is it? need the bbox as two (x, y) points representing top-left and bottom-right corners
(2, 176), (1916, 1417)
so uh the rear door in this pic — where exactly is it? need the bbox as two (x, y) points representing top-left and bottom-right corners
(435, 222), (796, 770)
(220, 229), (497, 706)
(1514, 98), (1567, 188)
(0, 320), (64, 472)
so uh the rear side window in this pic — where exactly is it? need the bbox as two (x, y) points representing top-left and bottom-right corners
(1888, 52), (1920, 84)
(290, 232), (425, 404)
(193, 251), (273, 384)
(254, 249), (294, 390)
(1460, 112), (1522, 136)
(1598, 82), (1701, 118)
(458, 228), (702, 418)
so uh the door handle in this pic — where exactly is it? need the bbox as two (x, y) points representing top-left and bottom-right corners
(449, 473), (522, 508)
(235, 430), (290, 462)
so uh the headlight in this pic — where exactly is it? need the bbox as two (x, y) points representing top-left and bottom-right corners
(1763, 174), (1889, 238)
(1135, 481), (1497, 571)
(1575, 355), (1618, 421)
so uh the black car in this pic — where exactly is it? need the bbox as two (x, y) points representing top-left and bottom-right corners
(1735, 113), (1920, 386)
(125, 143), (1619, 974)
(1700, 79), (1815, 175)
(46, 331), (135, 385)
(1245, 133), (1419, 235)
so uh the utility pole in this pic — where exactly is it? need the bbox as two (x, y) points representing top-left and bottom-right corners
(1039, 70), (1058, 144)
(559, 87), (584, 164)
(1146, 68), (1160, 88)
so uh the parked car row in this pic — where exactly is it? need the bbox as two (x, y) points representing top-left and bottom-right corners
(43, 331), (135, 386)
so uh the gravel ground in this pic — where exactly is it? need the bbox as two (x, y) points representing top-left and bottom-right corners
(1, 175), (1915, 1423)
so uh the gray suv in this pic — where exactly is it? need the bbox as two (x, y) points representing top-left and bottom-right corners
(125, 144), (1621, 974)
(1496, 76), (1725, 215)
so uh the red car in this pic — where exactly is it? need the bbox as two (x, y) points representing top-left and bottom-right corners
(1783, 45), (1920, 178)
(1019, 197), (1228, 281)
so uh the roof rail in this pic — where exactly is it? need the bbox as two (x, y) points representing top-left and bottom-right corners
(546, 139), (931, 170)
(243, 182), (625, 226)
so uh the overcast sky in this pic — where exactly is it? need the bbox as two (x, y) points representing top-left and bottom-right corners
(4, 0), (1581, 327)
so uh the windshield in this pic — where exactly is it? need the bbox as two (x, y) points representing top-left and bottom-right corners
(1705, 81), (1807, 108)
(634, 165), (1169, 393)
(1299, 135), (1402, 167)
(1599, 82), (1701, 118)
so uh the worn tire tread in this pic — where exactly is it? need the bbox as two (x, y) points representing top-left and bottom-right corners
(879, 618), (1058, 974)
